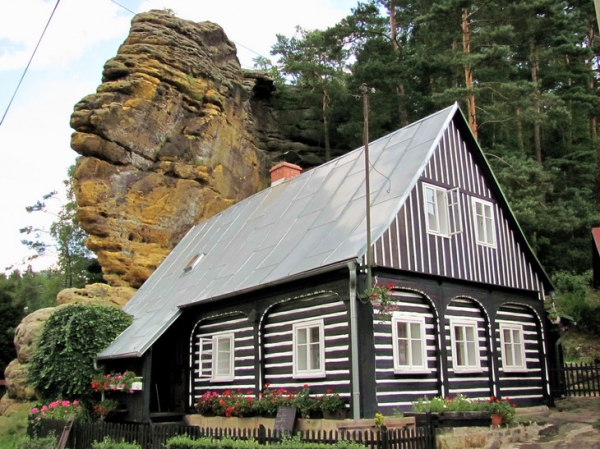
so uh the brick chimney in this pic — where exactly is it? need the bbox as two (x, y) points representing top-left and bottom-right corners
(269, 162), (302, 186)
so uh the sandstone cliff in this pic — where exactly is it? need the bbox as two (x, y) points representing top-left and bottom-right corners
(70, 10), (327, 288)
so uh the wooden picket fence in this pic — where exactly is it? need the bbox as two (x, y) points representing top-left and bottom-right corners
(551, 362), (600, 397)
(29, 421), (436, 449)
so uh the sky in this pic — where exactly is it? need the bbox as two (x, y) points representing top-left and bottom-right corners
(0, 0), (358, 275)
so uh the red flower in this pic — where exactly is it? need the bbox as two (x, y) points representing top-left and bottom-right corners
(326, 389), (333, 394)
(303, 384), (308, 389)
(386, 282), (394, 289)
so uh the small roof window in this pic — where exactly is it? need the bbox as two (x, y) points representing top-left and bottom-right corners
(183, 253), (205, 274)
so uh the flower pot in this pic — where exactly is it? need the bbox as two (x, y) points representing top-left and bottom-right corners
(323, 409), (347, 420)
(491, 413), (503, 427)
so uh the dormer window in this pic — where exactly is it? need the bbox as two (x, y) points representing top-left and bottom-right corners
(422, 183), (462, 237)
(183, 253), (205, 274)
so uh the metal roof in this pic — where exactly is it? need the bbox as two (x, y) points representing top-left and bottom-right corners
(97, 103), (461, 359)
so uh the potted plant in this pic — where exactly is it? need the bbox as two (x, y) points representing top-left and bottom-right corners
(320, 389), (347, 419)
(485, 396), (516, 425)
(547, 310), (561, 324)
(93, 399), (120, 421)
(92, 371), (140, 393)
(364, 282), (399, 320)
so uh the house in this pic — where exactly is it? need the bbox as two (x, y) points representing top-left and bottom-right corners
(97, 103), (554, 423)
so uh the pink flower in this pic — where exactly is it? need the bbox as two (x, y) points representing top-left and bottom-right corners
(30, 408), (39, 414)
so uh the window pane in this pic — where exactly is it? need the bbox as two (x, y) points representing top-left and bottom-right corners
(411, 339), (423, 366)
(503, 329), (512, 343)
(397, 322), (407, 339)
(297, 344), (307, 371)
(216, 337), (231, 376)
(514, 342), (523, 366)
(425, 188), (438, 232)
(456, 341), (465, 366)
(297, 328), (307, 344)
(310, 342), (320, 370)
(310, 326), (320, 343)
(397, 340), (408, 365)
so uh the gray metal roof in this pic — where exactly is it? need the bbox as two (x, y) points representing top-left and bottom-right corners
(98, 104), (458, 359)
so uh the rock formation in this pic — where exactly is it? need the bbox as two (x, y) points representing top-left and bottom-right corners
(70, 10), (329, 288)
(2, 284), (135, 404)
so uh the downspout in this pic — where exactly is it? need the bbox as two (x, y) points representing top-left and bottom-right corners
(348, 261), (361, 420)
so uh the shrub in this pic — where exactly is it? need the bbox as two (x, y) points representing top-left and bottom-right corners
(17, 435), (58, 449)
(28, 304), (132, 400)
(92, 436), (141, 449)
(166, 435), (365, 449)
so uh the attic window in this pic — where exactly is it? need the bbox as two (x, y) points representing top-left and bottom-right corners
(183, 253), (205, 274)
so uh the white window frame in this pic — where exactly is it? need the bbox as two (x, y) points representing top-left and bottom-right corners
(391, 312), (429, 374)
(500, 323), (527, 372)
(471, 198), (496, 247)
(198, 333), (235, 382)
(450, 318), (482, 373)
(422, 183), (462, 237)
(293, 320), (325, 379)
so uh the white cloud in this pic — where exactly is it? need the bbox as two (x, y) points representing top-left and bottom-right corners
(0, 0), (133, 71)
(138, 0), (354, 68)
(0, 0), (357, 274)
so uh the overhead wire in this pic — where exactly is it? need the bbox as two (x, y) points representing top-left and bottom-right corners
(0, 0), (62, 128)
(106, 0), (268, 69)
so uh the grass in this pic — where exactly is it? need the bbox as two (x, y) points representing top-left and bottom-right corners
(561, 330), (600, 363)
(0, 401), (33, 449)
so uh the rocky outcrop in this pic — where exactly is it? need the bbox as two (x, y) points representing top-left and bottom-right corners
(71, 10), (262, 287)
(3, 285), (135, 403)
(4, 307), (60, 401)
(70, 10), (335, 288)
(57, 283), (136, 307)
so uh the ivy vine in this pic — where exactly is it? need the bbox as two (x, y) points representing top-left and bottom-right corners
(29, 304), (132, 400)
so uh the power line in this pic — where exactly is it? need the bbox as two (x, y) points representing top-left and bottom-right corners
(0, 0), (62, 128)
(106, 0), (269, 68)
(109, 0), (136, 15)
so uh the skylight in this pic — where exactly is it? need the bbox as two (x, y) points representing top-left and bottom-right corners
(183, 253), (205, 274)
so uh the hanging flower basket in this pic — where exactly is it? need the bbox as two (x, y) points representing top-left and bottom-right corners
(364, 283), (399, 320)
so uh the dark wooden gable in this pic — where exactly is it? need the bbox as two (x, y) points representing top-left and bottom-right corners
(373, 119), (546, 297)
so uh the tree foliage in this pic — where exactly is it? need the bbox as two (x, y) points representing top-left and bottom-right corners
(19, 167), (103, 289)
(269, 0), (598, 275)
(28, 304), (132, 400)
(0, 290), (22, 376)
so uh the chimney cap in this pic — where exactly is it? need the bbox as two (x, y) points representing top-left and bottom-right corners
(270, 162), (302, 186)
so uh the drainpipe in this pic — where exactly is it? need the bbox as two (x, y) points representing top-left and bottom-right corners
(348, 261), (361, 420)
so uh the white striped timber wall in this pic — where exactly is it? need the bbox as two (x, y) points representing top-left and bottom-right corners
(191, 314), (255, 403)
(445, 298), (492, 399)
(373, 122), (545, 298)
(262, 298), (350, 397)
(374, 291), (441, 414)
(496, 304), (546, 401)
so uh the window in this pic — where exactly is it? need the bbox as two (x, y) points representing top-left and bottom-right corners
(450, 319), (481, 372)
(472, 199), (496, 247)
(423, 183), (462, 237)
(293, 320), (325, 378)
(391, 313), (428, 373)
(199, 333), (234, 381)
(500, 323), (526, 372)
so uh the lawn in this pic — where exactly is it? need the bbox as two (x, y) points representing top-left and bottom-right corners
(0, 401), (33, 449)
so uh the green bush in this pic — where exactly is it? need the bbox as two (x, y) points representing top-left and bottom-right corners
(92, 436), (141, 449)
(28, 304), (132, 400)
(17, 435), (58, 449)
(165, 435), (365, 449)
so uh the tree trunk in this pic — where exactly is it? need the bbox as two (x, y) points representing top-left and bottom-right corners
(389, 0), (398, 49)
(515, 107), (524, 154)
(461, 8), (477, 139)
(530, 42), (542, 164)
(322, 87), (331, 161)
